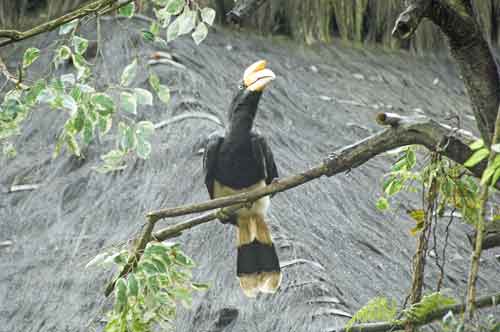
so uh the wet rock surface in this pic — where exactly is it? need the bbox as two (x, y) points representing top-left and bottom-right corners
(0, 18), (499, 332)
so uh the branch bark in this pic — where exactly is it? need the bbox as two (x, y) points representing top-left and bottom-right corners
(393, 0), (500, 146)
(104, 112), (498, 295)
(105, 111), (500, 297)
(0, 0), (134, 48)
(226, 0), (269, 24)
(331, 291), (500, 332)
(147, 112), (489, 223)
(465, 105), (500, 321)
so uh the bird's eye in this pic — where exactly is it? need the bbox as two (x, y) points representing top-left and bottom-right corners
(238, 83), (244, 90)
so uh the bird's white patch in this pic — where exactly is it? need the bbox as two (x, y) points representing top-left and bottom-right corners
(213, 180), (270, 218)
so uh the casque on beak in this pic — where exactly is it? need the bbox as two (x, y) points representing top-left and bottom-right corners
(243, 60), (276, 92)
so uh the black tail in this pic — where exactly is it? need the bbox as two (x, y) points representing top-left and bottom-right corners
(236, 215), (281, 297)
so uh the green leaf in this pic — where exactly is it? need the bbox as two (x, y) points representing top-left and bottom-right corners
(98, 115), (112, 136)
(61, 94), (78, 114)
(191, 282), (209, 291)
(115, 278), (128, 313)
(136, 139), (152, 159)
(154, 7), (171, 27)
(403, 292), (455, 322)
(136, 121), (155, 139)
(157, 84), (170, 104)
(118, 2), (135, 17)
(481, 164), (497, 186)
(408, 209), (425, 236)
(406, 148), (416, 169)
(121, 59), (138, 87)
(173, 250), (194, 267)
(201, 7), (216, 25)
(76, 83), (95, 93)
(150, 21), (160, 37)
(141, 261), (159, 275)
(192, 22), (208, 45)
(469, 139), (484, 151)
(120, 92), (137, 114)
(346, 297), (397, 329)
(178, 9), (197, 35)
(165, 0), (185, 15)
(128, 274), (139, 297)
(142, 30), (155, 42)
(119, 122), (137, 151)
(92, 93), (115, 115)
(60, 73), (76, 87)
(134, 88), (153, 106)
(101, 149), (126, 166)
(83, 118), (94, 145)
(491, 167), (500, 188)
(57, 45), (72, 60)
(385, 178), (402, 196)
(66, 133), (81, 157)
(22, 47), (40, 68)
(167, 15), (181, 42)
(2, 143), (16, 159)
(376, 197), (389, 211)
(149, 73), (160, 92)
(464, 148), (489, 168)
(59, 19), (78, 35)
(72, 36), (88, 55)
(72, 53), (90, 80)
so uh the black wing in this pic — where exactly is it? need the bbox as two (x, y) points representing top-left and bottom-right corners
(251, 134), (278, 185)
(203, 133), (224, 199)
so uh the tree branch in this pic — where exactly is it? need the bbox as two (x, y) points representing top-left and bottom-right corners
(331, 291), (500, 332)
(393, 0), (500, 146)
(226, 0), (269, 24)
(147, 112), (486, 223)
(0, 0), (134, 48)
(105, 112), (497, 295)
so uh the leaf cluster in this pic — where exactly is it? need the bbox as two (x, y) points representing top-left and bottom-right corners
(141, 0), (216, 46)
(345, 297), (398, 330)
(88, 242), (208, 332)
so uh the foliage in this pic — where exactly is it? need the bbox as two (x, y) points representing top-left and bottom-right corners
(403, 292), (456, 323)
(142, 0), (216, 46)
(87, 242), (208, 331)
(345, 297), (398, 330)
(377, 146), (481, 229)
(439, 311), (500, 332)
(464, 139), (500, 187)
(0, 0), (215, 171)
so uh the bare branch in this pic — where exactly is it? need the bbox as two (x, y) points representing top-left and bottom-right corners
(393, 0), (500, 146)
(106, 112), (496, 295)
(331, 291), (500, 332)
(226, 0), (269, 24)
(147, 113), (484, 223)
(0, 0), (134, 48)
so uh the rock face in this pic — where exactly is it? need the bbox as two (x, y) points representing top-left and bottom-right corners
(0, 18), (499, 332)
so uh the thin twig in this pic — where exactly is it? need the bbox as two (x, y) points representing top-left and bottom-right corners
(465, 104), (500, 321)
(0, 0), (135, 48)
(154, 112), (224, 130)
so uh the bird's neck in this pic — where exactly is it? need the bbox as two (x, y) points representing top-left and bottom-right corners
(227, 114), (254, 143)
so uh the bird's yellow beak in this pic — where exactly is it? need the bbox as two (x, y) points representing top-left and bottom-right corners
(243, 60), (276, 92)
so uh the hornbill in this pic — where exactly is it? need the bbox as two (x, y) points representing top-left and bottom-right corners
(203, 60), (281, 297)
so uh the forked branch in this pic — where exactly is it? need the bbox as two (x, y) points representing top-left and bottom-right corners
(105, 112), (492, 295)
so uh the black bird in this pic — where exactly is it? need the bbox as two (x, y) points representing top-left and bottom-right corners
(203, 60), (281, 297)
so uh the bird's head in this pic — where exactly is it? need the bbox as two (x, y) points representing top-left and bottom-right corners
(227, 60), (275, 127)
